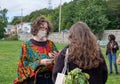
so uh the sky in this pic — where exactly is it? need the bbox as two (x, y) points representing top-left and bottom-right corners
(0, 0), (72, 22)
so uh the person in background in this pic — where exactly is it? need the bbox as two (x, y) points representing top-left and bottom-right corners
(52, 21), (108, 84)
(14, 17), (59, 84)
(106, 34), (119, 74)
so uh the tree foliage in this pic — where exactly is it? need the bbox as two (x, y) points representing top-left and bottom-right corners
(106, 0), (120, 29)
(0, 8), (8, 39)
(11, 17), (21, 25)
(73, 0), (109, 38)
(10, 0), (120, 38)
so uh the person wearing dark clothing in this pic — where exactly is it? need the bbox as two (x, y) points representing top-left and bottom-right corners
(106, 34), (119, 74)
(52, 21), (108, 84)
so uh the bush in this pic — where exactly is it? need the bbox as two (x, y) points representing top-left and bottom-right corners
(5, 34), (19, 40)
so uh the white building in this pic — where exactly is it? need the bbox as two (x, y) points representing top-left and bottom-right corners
(4, 25), (17, 35)
(17, 22), (31, 34)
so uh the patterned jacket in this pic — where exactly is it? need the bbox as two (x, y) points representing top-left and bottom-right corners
(14, 39), (58, 84)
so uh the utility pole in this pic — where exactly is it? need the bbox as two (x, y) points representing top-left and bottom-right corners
(59, 0), (62, 32)
(20, 8), (23, 34)
(21, 8), (23, 25)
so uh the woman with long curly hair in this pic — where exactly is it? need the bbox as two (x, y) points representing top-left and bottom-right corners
(52, 21), (108, 84)
(14, 17), (59, 84)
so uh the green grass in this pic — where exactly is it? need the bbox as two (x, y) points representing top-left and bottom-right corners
(100, 46), (120, 84)
(0, 41), (21, 84)
(0, 41), (120, 84)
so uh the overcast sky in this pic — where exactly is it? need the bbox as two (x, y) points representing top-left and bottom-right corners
(0, 0), (72, 22)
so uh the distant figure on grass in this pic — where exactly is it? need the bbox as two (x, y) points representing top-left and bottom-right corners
(106, 34), (119, 74)
(52, 21), (108, 84)
(14, 17), (59, 84)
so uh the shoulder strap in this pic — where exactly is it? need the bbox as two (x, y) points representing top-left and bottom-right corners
(62, 48), (69, 74)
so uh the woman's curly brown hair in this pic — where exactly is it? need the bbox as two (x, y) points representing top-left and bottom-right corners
(31, 16), (53, 36)
(68, 21), (103, 69)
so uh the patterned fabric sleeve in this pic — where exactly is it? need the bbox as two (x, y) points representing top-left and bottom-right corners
(28, 60), (40, 70)
(52, 41), (59, 52)
(14, 42), (39, 84)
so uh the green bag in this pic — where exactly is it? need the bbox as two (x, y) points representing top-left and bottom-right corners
(65, 68), (90, 84)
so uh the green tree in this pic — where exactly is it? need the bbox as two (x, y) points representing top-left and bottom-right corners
(106, 0), (120, 29)
(0, 17), (5, 39)
(74, 0), (109, 39)
(50, 8), (59, 32)
(0, 8), (8, 39)
(11, 17), (21, 25)
(10, 0), (113, 36)
(61, 2), (76, 30)
(1, 8), (8, 23)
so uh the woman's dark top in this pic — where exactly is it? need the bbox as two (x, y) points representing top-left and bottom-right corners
(106, 41), (119, 55)
(52, 46), (108, 84)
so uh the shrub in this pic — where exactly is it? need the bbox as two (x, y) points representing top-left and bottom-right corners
(5, 34), (19, 40)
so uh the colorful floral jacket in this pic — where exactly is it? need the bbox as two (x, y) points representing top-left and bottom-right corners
(14, 40), (58, 84)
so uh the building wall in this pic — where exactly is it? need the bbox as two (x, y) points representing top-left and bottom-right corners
(19, 32), (69, 43)
(19, 30), (120, 45)
(102, 30), (120, 45)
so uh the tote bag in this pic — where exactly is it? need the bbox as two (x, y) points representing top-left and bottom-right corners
(55, 48), (69, 84)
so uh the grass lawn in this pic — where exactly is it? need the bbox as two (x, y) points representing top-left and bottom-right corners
(0, 41), (120, 84)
